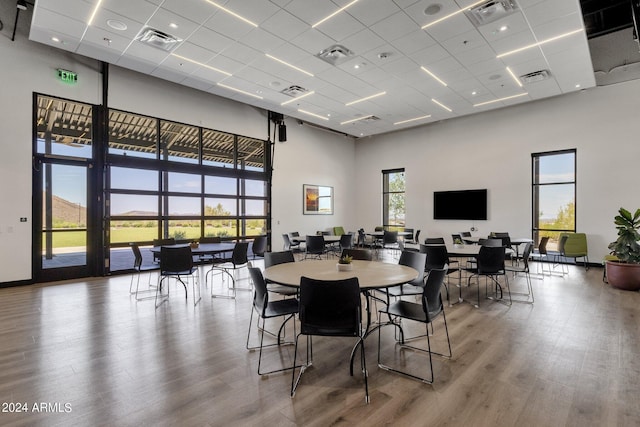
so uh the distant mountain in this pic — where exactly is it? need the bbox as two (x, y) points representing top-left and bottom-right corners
(44, 194), (87, 226)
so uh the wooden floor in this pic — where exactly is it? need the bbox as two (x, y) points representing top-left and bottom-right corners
(1, 260), (639, 426)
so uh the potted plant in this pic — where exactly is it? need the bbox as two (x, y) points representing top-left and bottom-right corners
(337, 254), (353, 271)
(606, 207), (640, 291)
(453, 237), (464, 248)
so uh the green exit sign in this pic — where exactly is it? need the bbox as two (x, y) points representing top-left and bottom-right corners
(57, 69), (78, 84)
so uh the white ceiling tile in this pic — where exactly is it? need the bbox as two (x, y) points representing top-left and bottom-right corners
(290, 29), (336, 54)
(340, 29), (387, 56)
(124, 40), (171, 63)
(116, 54), (158, 74)
(369, 11), (420, 42)
(347, 0), (401, 26)
(423, 14), (476, 43)
(358, 66), (392, 85)
(146, 9), (200, 41)
(172, 42), (217, 63)
(390, 30), (436, 55)
(76, 41), (123, 64)
(188, 27), (235, 54)
(379, 56), (419, 76)
(237, 28), (287, 54)
(282, 0), (337, 26)
(219, 42), (261, 65)
(261, 9), (309, 41)
(203, 11), (255, 40)
(314, 11), (366, 41)
(82, 26), (130, 56)
(411, 43), (451, 66)
(456, 46), (498, 67)
(102, 0), (158, 22)
(477, 12), (530, 42)
(32, 8), (86, 40)
(159, 0), (215, 24)
(88, 10), (146, 42)
(524, 0), (579, 27)
(221, 0), (281, 25)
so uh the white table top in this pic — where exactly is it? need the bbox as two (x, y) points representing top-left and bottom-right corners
(263, 259), (418, 290)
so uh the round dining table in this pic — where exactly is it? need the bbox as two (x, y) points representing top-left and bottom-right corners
(263, 259), (418, 290)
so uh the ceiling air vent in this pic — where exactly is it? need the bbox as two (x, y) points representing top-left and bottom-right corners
(281, 85), (308, 97)
(465, 1), (518, 26)
(316, 44), (355, 66)
(520, 70), (551, 84)
(137, 27), (182, 52)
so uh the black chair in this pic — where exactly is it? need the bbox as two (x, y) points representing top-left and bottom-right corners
(292, 276), (369, 403)
(264, 251), (298, 297)
(531, 236), (550, 275)
(424, 237), (445, 244)
(341, 248), (373, 261)
(377, 268), (452, 383)
(382, 230), (400, 258)
(246, 267), (299, 375)
(385, 251), (427, 299)
(339, 233), (354, 251)
(478, 238), (502, 247)
(505, 242), (534, 304)
(251, 235), (267, 260)
(304, 235), (326, 260)
(403, 228), (415, 243)
(282, 233), (301, 253)
(152, 237), (176, 263)
(208, 242), (250, 298)
(467, 246), (510, 307)
(420, 244), (459, 305)
(157, 245), (201, 308)
(129, 243), (157, 300)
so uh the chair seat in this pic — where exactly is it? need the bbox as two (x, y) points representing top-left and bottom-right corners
(384, 300), (429, 323)
(264, 298), (300, 318)
(162, 267), (197, 275)
(386, 284), (423, 297)
(301, 323), (360, 336)
(267, 283), (299, 296)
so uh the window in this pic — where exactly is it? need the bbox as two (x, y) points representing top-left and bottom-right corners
(532, 150), (576, 251)
(382, 168), (405, 229)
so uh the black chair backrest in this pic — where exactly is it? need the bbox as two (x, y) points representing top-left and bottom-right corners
(492, 232), (510, 238)
(306, 235), (325, 254)
(341, 248), (373, 261)
(374, 226), (384, 232)
(252, 236), (267, 257)
(153, 238), (176, 246)
(383, 230), (398, 244)
(422, 268), (447, 322)
(403, 228), (414, 241)
(130, 243), (143, 269)
(339, 233), (353, 249)
(424, 237), (445, 244)
(414, 230), (421, 243)
(460, 231), (471, 238)
(520, 242), (533, 269)
(422, 244), (450, 271)
(398, 250), (426, 287)
(282, 234), (293, 250)
(199, 236), (221, 244)
(299, 276), (361, 336)
(538, 236), (549, 255)
(160, 245), (193, 273)
(291, 231), (300, 237)
(477, 246), (505, 274)
(479, 238), (502, 247)
(248, 267), (269, 315)
(264, 250), (295, 268)
(232, 242), (249, 265)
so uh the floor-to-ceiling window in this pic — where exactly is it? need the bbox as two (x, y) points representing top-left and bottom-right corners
(532, 149), (576, 250)
(382, 168), (405, 230)
(107, 109), (269, 273)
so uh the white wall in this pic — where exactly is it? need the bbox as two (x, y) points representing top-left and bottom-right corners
(0, 35), (355, 283)
(355, 81), (640, 262)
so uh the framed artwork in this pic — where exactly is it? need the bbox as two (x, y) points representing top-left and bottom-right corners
(303, 184), (333, 215)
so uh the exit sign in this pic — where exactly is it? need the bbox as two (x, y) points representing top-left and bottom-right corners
(57, 69), (78, 84)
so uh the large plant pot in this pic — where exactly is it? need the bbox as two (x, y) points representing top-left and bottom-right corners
(606, 261), (640, 291)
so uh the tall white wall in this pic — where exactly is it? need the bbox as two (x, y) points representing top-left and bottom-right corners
(0, 35), (355, 283)
(355, 81), (640, 262)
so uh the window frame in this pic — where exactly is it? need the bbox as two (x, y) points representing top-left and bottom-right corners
(382, 168), (406, 229)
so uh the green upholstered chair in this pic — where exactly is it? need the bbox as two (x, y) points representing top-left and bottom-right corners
(558, 232), (589, 271)
(333, 226), (345, 236)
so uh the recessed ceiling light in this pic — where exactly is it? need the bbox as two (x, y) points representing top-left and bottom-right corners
(472, 91), (477, 95)
(473, 92), (528, 107)
(575, 84), (581, 88)
(345, 91), (386, 106)
(204, 0), (258, 27)
(394, 114), (432, 125)
(51, 36), (60, 42)
(499, 25), (508, 32)
(298, 109), (329, 120)
(265, 54), (314, 77)
(496, 29), (583, 58)
(171, 54), (232, 76)
(312, 0), (359, 28)
(431, 98), (452, 112)
(420, 66), (447, 87)
(107, 19), (127, 31)
(217, 82), (263, 99)
(169, 23), (178, 29)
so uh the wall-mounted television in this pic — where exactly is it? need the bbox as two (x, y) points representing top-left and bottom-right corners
(433, 189), (487, 220)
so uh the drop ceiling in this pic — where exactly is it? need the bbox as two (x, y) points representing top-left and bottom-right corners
(27, 0), (596, 138)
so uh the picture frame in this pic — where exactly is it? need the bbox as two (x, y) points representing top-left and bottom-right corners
(303, 184), (333, 215)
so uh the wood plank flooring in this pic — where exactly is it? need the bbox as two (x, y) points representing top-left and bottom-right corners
(1, 261), (639, 426)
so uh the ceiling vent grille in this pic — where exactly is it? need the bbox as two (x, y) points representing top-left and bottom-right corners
(520, 70), (551, 84)
(316, 44), (355, 66)
(465, 1), (518, 26)
(281, 85), (308, 97)
(363, 115), (380, 122)
(137, 27), (182, 51)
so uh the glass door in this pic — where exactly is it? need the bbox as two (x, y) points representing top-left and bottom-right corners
(33, 94), (98, 282)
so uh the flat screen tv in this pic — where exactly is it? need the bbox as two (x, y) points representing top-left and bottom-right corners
(433, 189), (487, 220)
